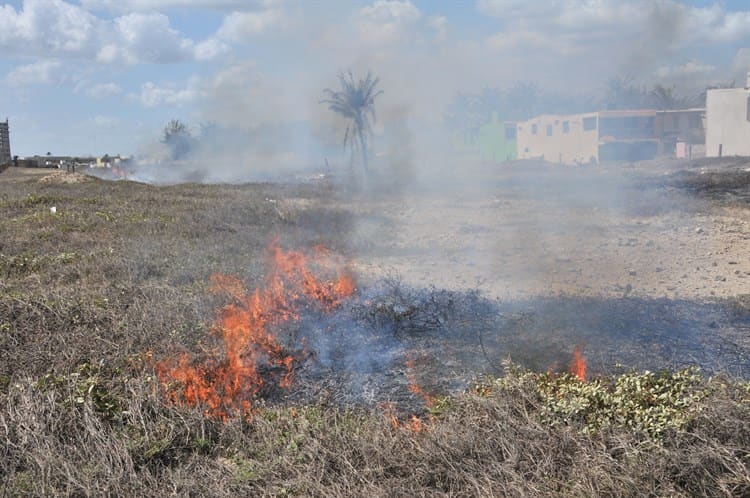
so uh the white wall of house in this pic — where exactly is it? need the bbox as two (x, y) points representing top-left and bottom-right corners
(516, 113), (599, 165)
(705, 88), (750, 157)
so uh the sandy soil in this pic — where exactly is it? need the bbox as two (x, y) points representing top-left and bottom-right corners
(346, 160), (750, 301)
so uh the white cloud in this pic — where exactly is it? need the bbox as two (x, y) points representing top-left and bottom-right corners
(357, 0), (421, 45)
(194, 38), (230, 61)
(0, 0), (225, 65)
(427, 15), (447, 42)
(477, 0), (750, 48)
(216, 9), (286, 41)
(476, 0), (750, 83)
(5, 60), (65, 86)
(0, 0), (99, 58)
(85, 82), (124, 99)
(99, 12), (195, 64)
(136, 79), (203, 107)
(80, 0), (274, 13)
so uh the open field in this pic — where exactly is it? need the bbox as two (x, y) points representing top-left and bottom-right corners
(1, 161), (748, 496)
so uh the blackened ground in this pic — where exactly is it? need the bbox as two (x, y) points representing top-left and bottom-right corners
(286, 283), (749, 411)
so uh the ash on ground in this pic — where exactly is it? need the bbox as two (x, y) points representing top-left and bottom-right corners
(283, 277), (750, 411)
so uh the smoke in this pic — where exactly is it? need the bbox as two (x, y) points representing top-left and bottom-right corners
(116, 3), (748, 339)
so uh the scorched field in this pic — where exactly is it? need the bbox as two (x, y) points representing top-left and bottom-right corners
(0, 159), (748, 497)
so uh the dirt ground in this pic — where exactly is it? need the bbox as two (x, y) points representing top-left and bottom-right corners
(342, 159), (750, 302)
(5, 159), (747, 304)
(1, 160), (748, 379)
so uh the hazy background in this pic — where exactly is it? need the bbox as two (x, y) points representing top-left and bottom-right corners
(1, 0), (749, 177)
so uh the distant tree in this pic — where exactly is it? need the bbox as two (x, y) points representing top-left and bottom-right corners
(321, 70), (383, 177)
(162, 119), (192, 160)
(443, 81), (538, 134)
(443, 92), (485, 132)
(647, 84), (698, 110)
(696, 81), (735, 107)
(602, 76), (647, 109)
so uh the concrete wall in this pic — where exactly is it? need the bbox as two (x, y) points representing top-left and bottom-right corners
(706, 88), (750, 157)
(516, 113), (599, 165)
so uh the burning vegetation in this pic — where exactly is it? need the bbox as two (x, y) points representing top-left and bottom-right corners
(0, 165), (749, 496)
(157, 240), (355, 419)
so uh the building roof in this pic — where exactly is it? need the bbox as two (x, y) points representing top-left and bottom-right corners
(656, 108), (705, 114)
(598, 109), (656, 118)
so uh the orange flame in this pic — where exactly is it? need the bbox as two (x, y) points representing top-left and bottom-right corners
(405, 355), (434, 408)
(380, 402), (428, 434)
(405, 415), (425, 433)
(157, 240), (355, 420)
(569, 345), (587, 382)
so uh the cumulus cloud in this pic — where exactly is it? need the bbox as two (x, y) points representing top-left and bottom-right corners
(475, 0), (750, 84)
(357, 0), (421, 45)
(216, 8), (287, 41)
(136, 79), (204, 107)
(5, 60), (65, 86)
(0, 1), (99, 58)
(0, 0), (225, 65)
(477, 0), (750, 48)
(97, 12), (196, 64)
(427, 16), (447, 42)
(80, 0), (275, 13)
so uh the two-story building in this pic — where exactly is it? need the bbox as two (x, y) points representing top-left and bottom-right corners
(516, 110), (659, 165)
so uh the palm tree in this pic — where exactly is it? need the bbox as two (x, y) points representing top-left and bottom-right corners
(321, 70), (383, 177)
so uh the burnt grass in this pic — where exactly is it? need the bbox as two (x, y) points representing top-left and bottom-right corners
(1, 168), (749, 496)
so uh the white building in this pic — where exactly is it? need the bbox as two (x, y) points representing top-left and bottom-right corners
(705, 73), (750, 157)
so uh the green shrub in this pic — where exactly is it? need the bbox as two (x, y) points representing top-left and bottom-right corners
(493, 364), (708, 436)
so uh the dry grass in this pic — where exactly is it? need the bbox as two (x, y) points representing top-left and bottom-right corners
(0, 169), (748, 497)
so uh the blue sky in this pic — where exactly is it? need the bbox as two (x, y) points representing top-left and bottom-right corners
(1, 0), (749, 157)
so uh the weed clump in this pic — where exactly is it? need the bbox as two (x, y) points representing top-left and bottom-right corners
(490, 363), (714, 436)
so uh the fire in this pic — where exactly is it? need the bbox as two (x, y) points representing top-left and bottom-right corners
(377, 357), (436, 434)
(405, 415), (425, 433)
(406, 355), (434, 408)
(157, 240), (355, 420)
(569, 345), (587, 382)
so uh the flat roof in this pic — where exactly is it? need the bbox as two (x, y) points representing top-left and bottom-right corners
(656, 108), (705, 114)
(598, 109), (656, 118)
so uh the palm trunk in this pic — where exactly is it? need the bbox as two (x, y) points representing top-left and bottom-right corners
(358, 127), (368, 178)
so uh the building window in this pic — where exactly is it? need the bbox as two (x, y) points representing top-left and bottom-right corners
(546, 125), (553, 136)
(583, 116), (596, 131)
(689, 114), (702, 129)
(562, 121), (570, 133)
(672, 115), (679, 128)
(505, 126), (516, 140)
(531, 124), (538, 135)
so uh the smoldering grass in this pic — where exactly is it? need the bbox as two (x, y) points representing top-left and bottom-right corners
(1, 168), (748, 496)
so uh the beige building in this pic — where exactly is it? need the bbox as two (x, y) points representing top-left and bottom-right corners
(705, 74), (750, 157)
(516, 110), (658, 165)
(0, 119), (10, 166)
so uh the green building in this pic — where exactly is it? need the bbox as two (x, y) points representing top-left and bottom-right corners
(478, 111), (517, 162)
